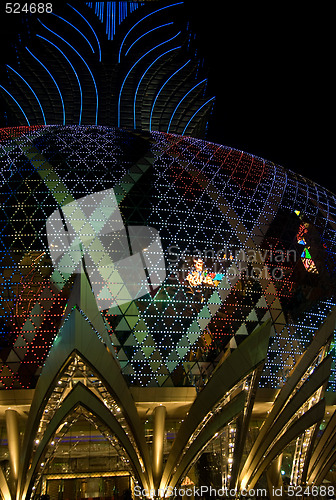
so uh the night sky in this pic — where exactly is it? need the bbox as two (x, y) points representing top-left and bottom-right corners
(186, 3), (335, 190)
(0, 2), (334, 190)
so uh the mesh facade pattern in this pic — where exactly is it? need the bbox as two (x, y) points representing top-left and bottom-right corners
(1, 125), (336, 390)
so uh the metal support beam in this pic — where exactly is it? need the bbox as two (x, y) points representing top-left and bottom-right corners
(0, 466), (12, 500)
(5, 409), (20, 484)
(266, 454), (283, 499)
(152, 405), (166, 489)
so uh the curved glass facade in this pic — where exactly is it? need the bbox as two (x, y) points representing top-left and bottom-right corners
(1, 125), (336, 391)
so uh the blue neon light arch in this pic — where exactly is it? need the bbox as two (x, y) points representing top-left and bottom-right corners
(36, 34), (83, 125)
(38, 20), (99, 125)
(26, 48), (66, 125)
(6, 65), (46, 126)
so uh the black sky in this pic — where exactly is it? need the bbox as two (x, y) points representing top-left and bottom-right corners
(186, 3), (335, 190)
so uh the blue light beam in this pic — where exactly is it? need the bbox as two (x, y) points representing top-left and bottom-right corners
(67, 3), (101, 62)
(149, 60), (190, 131)
(26, 48), (66, 125)
(38, 20), (98, 125)
(51, 13), (95, 54)
(134, 46), (181, 129)
(125, 23), (174, 57)
(118, 2), (183, 63)
(118, 32), (181, 128)
(182, 97), (215, 135)
(167, 79), (207, 133)
(7, 65), (46, 125)
(0, 85), (30, 125)
(36, 34), (83, 125)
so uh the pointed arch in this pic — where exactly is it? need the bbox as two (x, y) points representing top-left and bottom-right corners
(248, 401), (325, 489)
(160, 320), (271, 490)
(23, 382), (147, 499)
(239, 307), (336, 490)
(170, 391), (246, 489)
(18, 274), (153, 498)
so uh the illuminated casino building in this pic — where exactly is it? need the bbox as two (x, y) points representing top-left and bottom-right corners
(1, 2), (336, 500)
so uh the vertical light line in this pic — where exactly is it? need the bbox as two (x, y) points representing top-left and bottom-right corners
(107, 2), (110, 39)
(112, 2), (116, 39)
